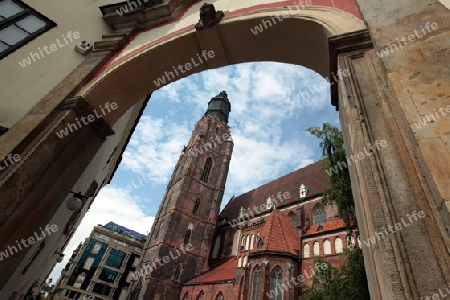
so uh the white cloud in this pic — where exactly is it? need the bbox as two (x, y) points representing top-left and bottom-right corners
(121, 116), (191, 184)
(49, 186), (154, 281)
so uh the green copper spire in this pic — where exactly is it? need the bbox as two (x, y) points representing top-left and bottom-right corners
(205, 91), (231, 123)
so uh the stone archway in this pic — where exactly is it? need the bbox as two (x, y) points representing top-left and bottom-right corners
(0, 2), (449, 299)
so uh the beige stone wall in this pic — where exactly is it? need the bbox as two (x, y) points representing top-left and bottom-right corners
(0, 0), (116, 128)
(0, 100), (145, 299)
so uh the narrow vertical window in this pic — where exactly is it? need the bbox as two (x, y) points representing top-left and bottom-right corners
(184, 229), (192, 245)
(193, 198), (200, 214)
(270, 267), (283, 300)
(251, 266), (261, 300)
(200, 157), (212, 182)
(174, 266), (181, 280)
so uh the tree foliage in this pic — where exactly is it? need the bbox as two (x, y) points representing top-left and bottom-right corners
(307, 123), (356, 231)
(300, 249), (370, 300)
(302, 123), (370, 299)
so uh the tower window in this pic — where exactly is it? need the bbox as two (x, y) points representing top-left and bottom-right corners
(0, 0), (56, 59)
(200, 157), (212, 182)
(184, 229), (192, 245)
(193, 198), (200, 215)
(174, 266), (181, 280)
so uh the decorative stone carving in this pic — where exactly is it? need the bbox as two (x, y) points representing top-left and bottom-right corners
(195, 3), (224, 30)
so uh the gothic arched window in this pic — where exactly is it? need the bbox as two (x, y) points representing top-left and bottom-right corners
(313, 205), (326, 225)
(184, 229), (192, 245)
(288, 212), (298, 228)
(174, 265), (181, 280)
(251, 266), (261, 300)
(154, 221), (163, 240)
(196, 291), (204, 300)
(270, 267), (283, 300)
(193, 198), (200, 215)
(183, 292), (189, 300)
(200, 157), (212, 182)
(215, 292), (224, 300)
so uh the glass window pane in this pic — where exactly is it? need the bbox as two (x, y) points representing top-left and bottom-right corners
(16, 14), (46, 33)
(0, 42), (9, 52)
(0, 24), (28, 45)
(0, 0), (24, 19)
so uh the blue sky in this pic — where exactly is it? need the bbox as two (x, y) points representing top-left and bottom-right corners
(49, 61), (340, 281)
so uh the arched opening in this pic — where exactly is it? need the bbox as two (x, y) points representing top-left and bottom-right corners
(183, 229), (192, 245)
(3, 2), (447, 299)
(270, 266), (283, 300)
(251, 265), (261, 300)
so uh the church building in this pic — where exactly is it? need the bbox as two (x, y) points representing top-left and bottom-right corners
(129, 92), (354, 300)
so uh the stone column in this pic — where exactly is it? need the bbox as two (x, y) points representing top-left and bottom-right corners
(331, 29), (450, 299)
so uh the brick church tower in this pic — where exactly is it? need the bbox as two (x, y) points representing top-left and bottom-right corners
(134, 92), (234, 300)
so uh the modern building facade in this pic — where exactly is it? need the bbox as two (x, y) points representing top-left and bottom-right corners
(52, 222), (145, 300)
(1, 0), (450, 299)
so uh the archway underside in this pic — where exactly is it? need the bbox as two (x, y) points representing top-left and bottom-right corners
(0, 4), (449, 300)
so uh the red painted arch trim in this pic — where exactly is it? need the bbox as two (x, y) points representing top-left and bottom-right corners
(90, 0), (361, 82)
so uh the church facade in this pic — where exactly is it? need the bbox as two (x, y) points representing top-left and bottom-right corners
(130, 92), (353, 300)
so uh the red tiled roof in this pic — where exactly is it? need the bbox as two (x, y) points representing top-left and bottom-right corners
(184, 258), (237, 285)
(304, 219), (346, 236)
(257, 210), (300, 256)
(219, 160), (329, 221)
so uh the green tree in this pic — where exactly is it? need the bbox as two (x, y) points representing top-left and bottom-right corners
(307, 123), (356, 231)
(300, 249), (370, 300)
(302, 123), (370, 299)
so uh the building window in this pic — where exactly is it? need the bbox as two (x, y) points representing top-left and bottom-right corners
(270, 267), (283, 300)
(73, 272), (85, 288)
(216, 292), (224, 300)
(98, 268), (118, 283)
(299, 184), (309, 198)
(184, 229), (192, 245)
(196, 291), (204, 300)
(0, 0), (56, 59)
(174, 266), (181, 280)
(303, 244), (310, 258)
(154, 221), (163, 240)
(288, 212), (298, 228)
(313, 242), (320, 256)
(335, 237), (343, 254)
(257, 238), (264, 249)
(200, 157), (212, 182)
(242, 255), (248, 267)
(83, 257), (95, 270)
(193, 198), (200, 214)
(91, 242), (102, 254)
(183, 292), (189, 300)
(251, 266), (261, 300)
(313, 206), (326, 225)
(324, 239), (331, 255)
(105, 249), (126, 269)
(92, 283), (111, 296)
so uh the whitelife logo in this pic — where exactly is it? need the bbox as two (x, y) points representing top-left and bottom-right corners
(250, 0), (313, 35)
(0, 224), (58, 261)
(55, 102), (118, 139)
(153, 50), (215, 87)
(18, 31), (81, 68)
(376, 22), (439, 58)
(0, 153), (21, 171)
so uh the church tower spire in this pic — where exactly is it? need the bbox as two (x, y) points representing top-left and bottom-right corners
(133, 92), (233, 300)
